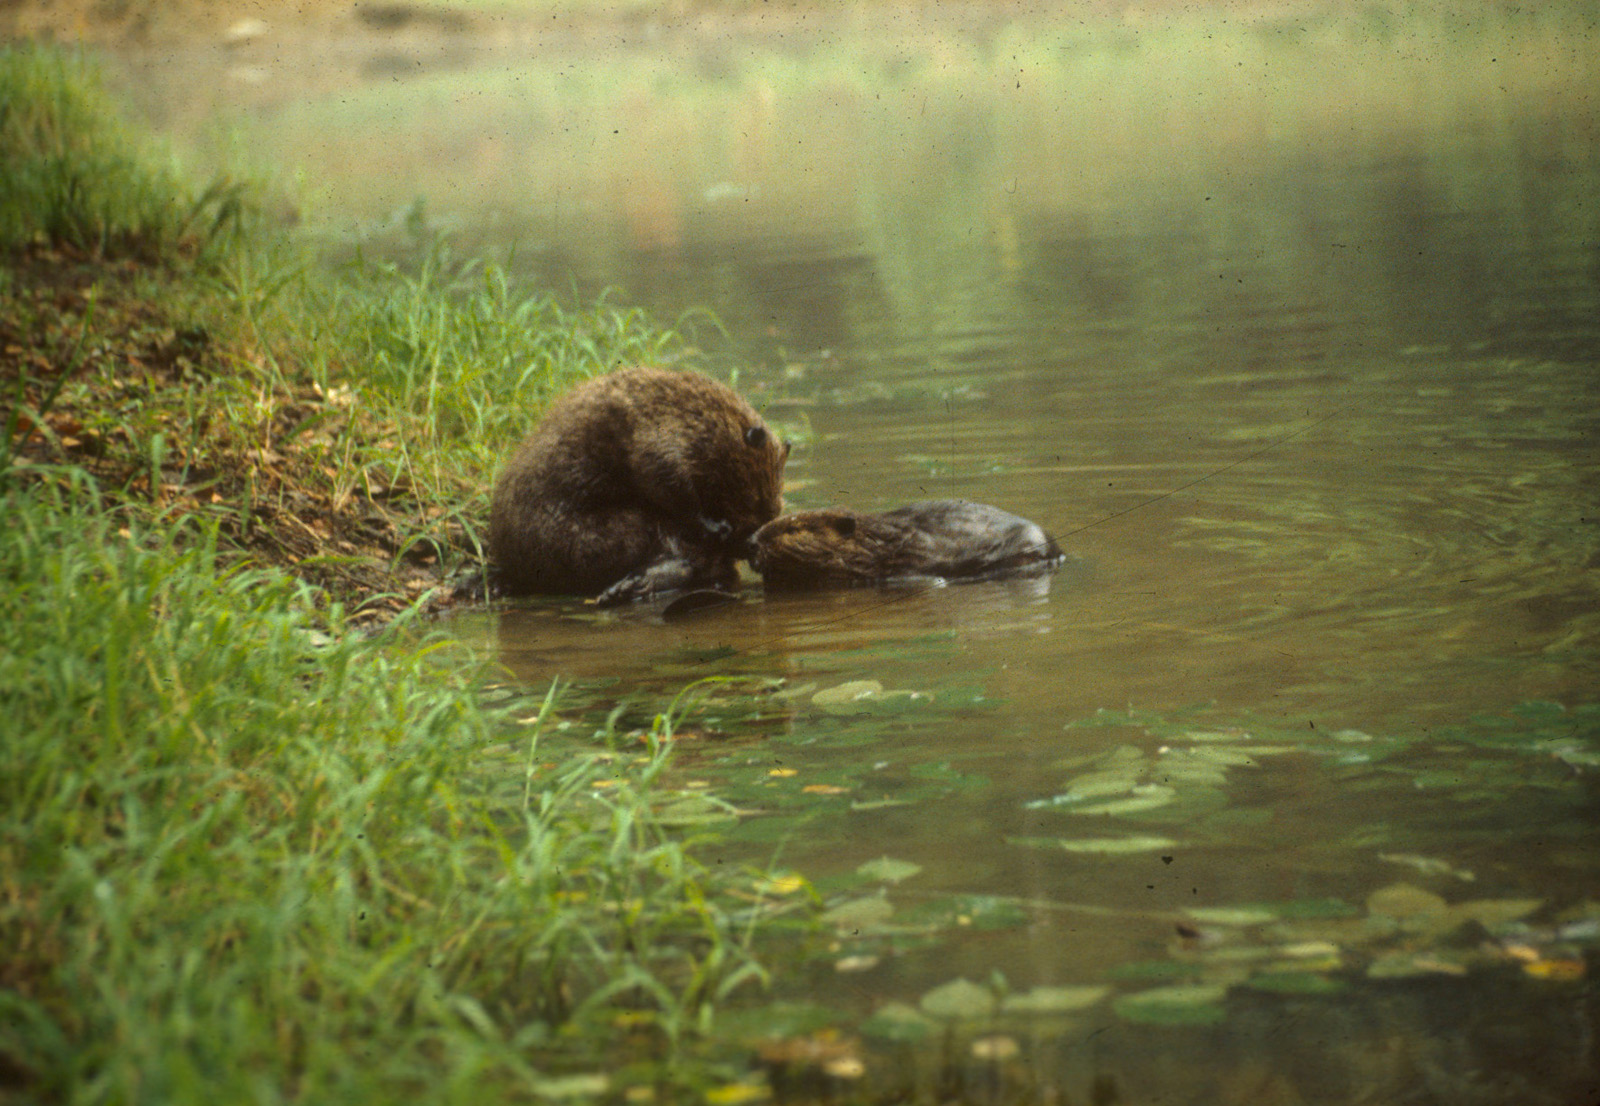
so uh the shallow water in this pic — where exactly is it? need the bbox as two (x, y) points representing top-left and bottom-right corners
(133, 9), (1600, 1100)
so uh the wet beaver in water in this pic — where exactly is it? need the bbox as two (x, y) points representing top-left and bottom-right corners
(489, 366), (789, 604)
(750, 499), (1063, 590)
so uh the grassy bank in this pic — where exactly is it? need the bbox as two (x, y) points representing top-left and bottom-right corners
(1, 42), (689, 620)
(0, 477), (808, 1102)
(1, 43), (812, 1103)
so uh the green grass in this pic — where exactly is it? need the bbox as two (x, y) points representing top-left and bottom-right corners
(287, 235), (701, 561)
(1, 43), (814, 1103)
(0, 43), (712, 594)
(0, 474), (803, 1101)
(0, 43), (251, 262)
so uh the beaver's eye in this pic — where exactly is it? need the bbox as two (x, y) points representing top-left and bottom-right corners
(832, 517), (857, 538)
(744, 425), (768, 449)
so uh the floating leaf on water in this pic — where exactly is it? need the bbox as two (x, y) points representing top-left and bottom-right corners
(1006, 834), (1180, 854)
(850, 797), (912, 811)
(1557, 917), (1600, 942)
(1367, 952), (1468, 979)
(704, 1082), (770, 1106)
(898, 893), (1024, 931)
(720, 1002), (841, 1041)
(1197, 945), (1276, 965)
(1180, 730), (1253, 743)
(1407, 769), (1475, 790)
(1242, 972), (1345, 996)
(1154, 760), (1230, 787)
(835, 954), (880, 973)
(1062, 768), (1144, 800)
(1332, 729), (1375, 743)
(1109, 959), (1207, 983)
(1275, 897), (1362, 921)
(860, 1002), (937, 1043)
(533, 1073), (610, 1099)
(1262, 954), (1344, 976)
(1181, 745), (1266, 767)
(823, 1056), (865, 1079)
(822, 895), (894, 931)
(919, 978), (996, 1020)
(1378, 853), (1476, 882)
(1112, 984), (1228, 1027)
(1184, 906), (1278, 927)
(1071, 785), (1177, 816)
(1522, 957), (1586, 982)
(652, 796), (738, 827)
(813, 680), (892, 714)
(856, 856), (923, 884)
(1453, 898), (1544, 928)
(1276, 940), (1342, 960)
(802, 784), (850, 795)
(999, 985), (1110, 1015)
(952, 895), (1031, 930)
(970, 1036), (1020, 1061)
(1549, 744), (1600, 768)
(813, 679), (883, 701)
(1512, 700), (1570, 721)
(1366, 883), (1448, 919)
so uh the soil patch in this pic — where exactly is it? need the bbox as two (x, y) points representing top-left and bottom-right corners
(3, 241), (453, 623)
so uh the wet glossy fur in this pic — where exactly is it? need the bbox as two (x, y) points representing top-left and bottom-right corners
(751, 499), (1062, 590)
(490, 367), (788, 603)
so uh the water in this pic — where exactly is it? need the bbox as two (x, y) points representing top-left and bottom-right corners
(126, 8), (1600, 1100)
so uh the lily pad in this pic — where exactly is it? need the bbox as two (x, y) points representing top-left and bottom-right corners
(919, 978), (997, 1020)
(1000, 985), (1110, 1014)
(860, 1002), (938, 1042)
(813, 680), (885, 713)
(532, 1074), (610, 1100)
(1112, 984), (1228, 1026)
(1367, 951), (1469, 979)
(652, 795), (738, 827)
(1184, 906), (1278, 927)
(856, 856), (923, 884)
(822, 895), (894, 931)
(1377, 853), (1476, 882)
(1072, 784), (1176, 816)
(1007, 834), (1179, 854)
(1241, 972), (1345, 996)
(1367, 883), (1447, 919)
(1061, 768), (1143, 800)
(704, 1082), (770, 1106)
(1452, 898), (1544, 928)
(1180, 745), (1266, 767)
(1275, 897), (1361, 920)
(812, 680), (926, 716)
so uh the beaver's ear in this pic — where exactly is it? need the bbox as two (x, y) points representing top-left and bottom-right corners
(831, 516), (857, 538)
(744, 425), (768, 448)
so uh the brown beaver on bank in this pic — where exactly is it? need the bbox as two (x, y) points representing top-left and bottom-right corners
(750, 499), (1063, 590)
(489, 366), (789, 604)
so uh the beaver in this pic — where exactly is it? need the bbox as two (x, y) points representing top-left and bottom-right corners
(489, 366), (789, 604)
(750, 499), (1063, 590)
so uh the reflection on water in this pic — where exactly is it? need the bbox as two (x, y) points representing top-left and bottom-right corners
(127, 7), (1600, 1100)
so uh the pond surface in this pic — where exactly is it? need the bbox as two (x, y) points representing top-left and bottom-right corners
(130, 8), (1599, 1101)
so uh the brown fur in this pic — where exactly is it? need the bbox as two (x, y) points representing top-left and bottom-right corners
(751, 500), (1062, 590)
(489, 367), (789, 603)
